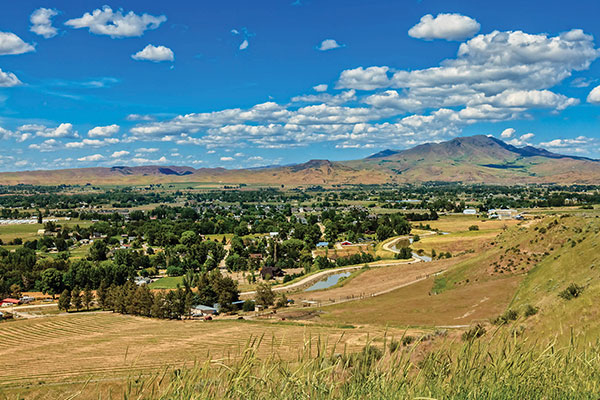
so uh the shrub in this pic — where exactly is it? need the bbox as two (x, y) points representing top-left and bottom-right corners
(388, 340), (400, 353)
(275, 293), (288, 308)
(402, 335), (415, 346)
(523, 304), (539, 317)
(166, 266), (184, 277)
(462, 323), (486, 341)
(559, 283), (584, 300)
(469, 225), (480, 231)
(395, 247), (413, 259)
(493, 309), (518, 325)
(241, 300), (255, 312)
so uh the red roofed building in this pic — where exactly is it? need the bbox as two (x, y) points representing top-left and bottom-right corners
(1, 298), (20, 306)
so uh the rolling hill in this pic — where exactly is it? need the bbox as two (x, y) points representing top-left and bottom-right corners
(1, 135), (599, 185)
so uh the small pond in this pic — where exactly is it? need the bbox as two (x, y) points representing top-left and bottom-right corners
(305, 271), (352, 292)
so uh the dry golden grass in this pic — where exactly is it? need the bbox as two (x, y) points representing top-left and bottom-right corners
(0, 312), (413, 399)
(413, 230), (498, 255)
(425, 215), (520, 233)
(320, 274), (522, 327)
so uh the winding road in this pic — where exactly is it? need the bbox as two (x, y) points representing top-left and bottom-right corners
(241, 243), (427, 297)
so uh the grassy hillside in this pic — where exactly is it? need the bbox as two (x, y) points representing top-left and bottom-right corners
(508, 215), (600, 341)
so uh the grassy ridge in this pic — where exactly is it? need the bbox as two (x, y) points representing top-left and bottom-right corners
(119, 333), (600, 399)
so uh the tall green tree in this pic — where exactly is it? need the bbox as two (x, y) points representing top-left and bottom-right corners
(89, 240), (108, 261)
(83, 286), (94, 310)
(39, 268), (64, 299)
(255, 283), (274, 307)
(71, 287), (83, 311)
(58, 289), (71, 312)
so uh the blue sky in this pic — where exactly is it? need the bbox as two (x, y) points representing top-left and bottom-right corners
(1, 0), (600, 171)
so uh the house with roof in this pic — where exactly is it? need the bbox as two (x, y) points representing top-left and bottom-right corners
(1, 298), (20, 307)
(191, 305), (218, 317)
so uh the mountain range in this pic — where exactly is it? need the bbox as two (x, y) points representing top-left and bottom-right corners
(2, 135), (599, 186)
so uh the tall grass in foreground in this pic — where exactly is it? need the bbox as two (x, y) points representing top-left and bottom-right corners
(120, 333), (600, 400)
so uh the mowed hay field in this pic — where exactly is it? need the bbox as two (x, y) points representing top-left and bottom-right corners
(319, 274), (521, 327)
(425, 214), (520, 233)
(0, 312), (410, 399)
(413, 229), (499, 255)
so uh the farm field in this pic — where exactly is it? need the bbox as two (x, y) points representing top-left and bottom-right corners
(320, 273), (522, 327)
(412, 229), (499, 256)
(425, 214), (520, 233)
(0, 218), (93, 243)
(148, 275), (183, 289)
(288, 257), (462, 305)
(312, 243), (375, 259)
(0, 312), (415, 399)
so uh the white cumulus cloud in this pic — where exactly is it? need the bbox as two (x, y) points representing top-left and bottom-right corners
(239, 39), (249, 50)
(111, 150), (130, 158)
(318, 39), (343, 51)
(0, 68), (21, 87)
(124, 27), (599, 152)
(500, 128), (515, 138)
(23, 123), (79, 138)
(30, 8), (59, 38)
(88, 124), (120, 137)
(313, 84), (328, 92)
(588, 85), (600, 104)
(132, 44), (174, 62)
(65, 6), (166, 38)
(136, 147), (159, 153)
(520, 133), (535, 141)
(0, 32), (35, 55)
(409, 13), (480, 41)
(77, 154), (105, 162)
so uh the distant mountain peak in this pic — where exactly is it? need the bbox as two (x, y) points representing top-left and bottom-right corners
(367, 149), (400, 159)
(366, 135), (597, 162)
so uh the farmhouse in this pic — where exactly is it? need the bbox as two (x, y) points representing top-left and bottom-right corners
(191, 305), (218, 317)
(1, 298), (20, 307)
(20, 296), (34, 304)
(340, 241), (353, 246)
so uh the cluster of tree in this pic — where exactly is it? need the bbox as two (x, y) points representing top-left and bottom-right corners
(313, 252), (376, 270)
(57, 270), (240, 319)
(57, 286), (94, 312)
(0, 189), (173, 210)
(254, 282), (287, 308)
(375, 214), (411, 241)
(394, 247), (413, 259)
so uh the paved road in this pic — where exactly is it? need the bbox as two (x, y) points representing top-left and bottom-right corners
(381, 231), (437, 254)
